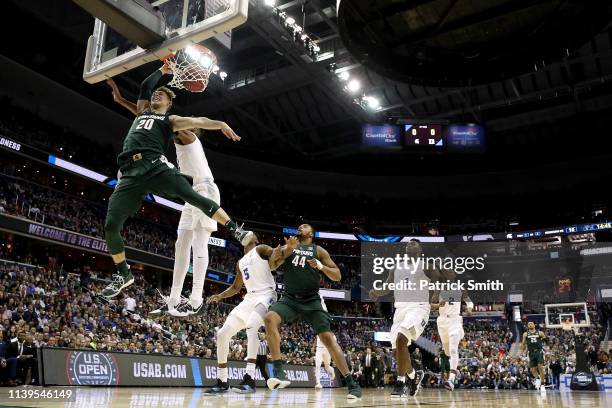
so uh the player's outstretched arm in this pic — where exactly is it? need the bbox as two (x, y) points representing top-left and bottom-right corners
(521, 332), (528, 353)
(206, 263), (243, 304)
(255, 244), (280, 270)
(169, 115), (241, 141)
(106, 78), (138, 116)
(137, 65), (173, 115)
(311, 246), (341, 282)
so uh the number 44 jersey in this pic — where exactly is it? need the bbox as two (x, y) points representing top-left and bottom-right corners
(238, 246), (276, 294)
(281, 243), (321, 297)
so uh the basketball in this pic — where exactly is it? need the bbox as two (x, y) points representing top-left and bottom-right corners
(181, 64), (209, 92)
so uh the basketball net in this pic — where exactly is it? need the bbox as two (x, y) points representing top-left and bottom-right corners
(163, 45), (217, 93)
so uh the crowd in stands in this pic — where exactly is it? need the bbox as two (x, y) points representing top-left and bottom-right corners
(420, 321), (609, 390)
(1, 256), (610, 388)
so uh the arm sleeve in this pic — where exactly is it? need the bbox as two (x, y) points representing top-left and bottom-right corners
(138, 70), (172, 100)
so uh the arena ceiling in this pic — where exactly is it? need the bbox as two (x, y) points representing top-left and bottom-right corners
(3, 0), (612, 175)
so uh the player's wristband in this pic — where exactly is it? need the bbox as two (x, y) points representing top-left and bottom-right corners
(314, 259), (323, 270)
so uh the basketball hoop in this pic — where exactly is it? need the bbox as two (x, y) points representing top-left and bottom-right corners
(162, 45), (217, 93)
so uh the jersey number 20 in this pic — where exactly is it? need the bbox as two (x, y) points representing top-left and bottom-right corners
(136, 118), (154, 130)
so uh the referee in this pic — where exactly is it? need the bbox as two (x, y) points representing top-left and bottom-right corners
(256, 332), (270, 382)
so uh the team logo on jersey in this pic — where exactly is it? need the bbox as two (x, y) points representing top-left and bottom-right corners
(67, 351), (119, 385)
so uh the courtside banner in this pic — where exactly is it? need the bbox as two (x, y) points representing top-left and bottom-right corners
(40, 348), (338, 388)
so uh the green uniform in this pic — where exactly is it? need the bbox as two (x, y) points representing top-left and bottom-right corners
(269, 243), (333, 334)
(104, 111), (220, 255)
(526, 330), (544, 367)
(440, 352), (450, 374)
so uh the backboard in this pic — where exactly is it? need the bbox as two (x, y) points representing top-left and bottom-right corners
(544, 302), (591, 329)
(82, 0), (248, 83)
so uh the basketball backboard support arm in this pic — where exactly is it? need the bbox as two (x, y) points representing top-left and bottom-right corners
(82, 0), (248, 84)
(72, 0), (167, 48)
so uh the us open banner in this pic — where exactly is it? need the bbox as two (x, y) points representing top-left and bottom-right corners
(40, 348), (339, 388)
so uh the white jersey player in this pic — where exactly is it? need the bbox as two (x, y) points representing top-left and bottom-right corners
(370, 240), (431, 397)
(314, 297), (336, 389)
(204, 235), (278, 394)
(164, 133), (221, 316)
(432, 270), (473, 391)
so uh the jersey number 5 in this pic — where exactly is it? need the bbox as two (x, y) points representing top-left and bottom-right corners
(291, 255), (307, 268)
(136, 118), (154, 130)
(243, 267), (250, 280)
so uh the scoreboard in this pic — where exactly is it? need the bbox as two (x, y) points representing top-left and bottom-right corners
(403, 124), (444, 148)
(361, 122), (485, 152)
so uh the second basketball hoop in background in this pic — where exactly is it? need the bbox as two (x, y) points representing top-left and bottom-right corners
(163, 45), (218, 93)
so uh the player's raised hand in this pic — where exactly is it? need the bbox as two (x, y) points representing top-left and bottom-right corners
(160, 62), (173, 75)
(106, 79), (120, 101)
(285, 236), (299, 250)
(220, 123), (241, 141)
(206, 294), (221, 304)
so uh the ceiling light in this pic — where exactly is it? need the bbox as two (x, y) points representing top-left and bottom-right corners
(338, 71), (349, 81)
(347, 79), (361, 92)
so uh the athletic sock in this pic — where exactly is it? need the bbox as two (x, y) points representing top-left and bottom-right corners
(397, 375), (406, 383)
(218, 367), (228, 383)
(407, 369), (416, 380)
(225, 219), (238, 233)
(344, 374), (356, 386)
(272, 360), (283, 376)
(449, 372), (456, 382)
(116, 261), (129, 275)
(246, 362), (256, 379)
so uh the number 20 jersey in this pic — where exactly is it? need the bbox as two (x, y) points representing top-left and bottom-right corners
(238, 247), (276, 294)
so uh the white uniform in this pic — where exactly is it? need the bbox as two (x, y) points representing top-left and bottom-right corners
(437, 289), (465, 344)
(217, 247), (277, 365)
(437, 288), (464, 374)
(390, 262), (431, 349)
(175, 137), (220, 232)
(228, 247), (277, 324)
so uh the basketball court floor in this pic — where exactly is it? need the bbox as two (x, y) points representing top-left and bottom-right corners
(0, 387), (609, 408)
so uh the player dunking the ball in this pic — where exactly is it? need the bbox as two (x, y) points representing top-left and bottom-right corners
(263, 224), (362, 400)
(101, 65), (253, 299)
(522, 321), (547, 393)
(203, 234), (279, 395)
(106, 72), (230, 316)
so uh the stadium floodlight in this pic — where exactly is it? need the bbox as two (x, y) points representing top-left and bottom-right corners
(264, 0), (276, 6)
(338, 71), (350, 81)
(365, 96), (380, 109)
(285, 17), (295, 25)
(185, 45), (200, 60)
(219, 71), (228, 80)
(200, 54), (214, 69)
(347, 79), (361, 92)
(212, 65), (220, 74)
(294, 25), (302, 33)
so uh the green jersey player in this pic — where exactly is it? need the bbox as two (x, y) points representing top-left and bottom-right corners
(264, 224), (362, 400)
(102, 65), (253, 299)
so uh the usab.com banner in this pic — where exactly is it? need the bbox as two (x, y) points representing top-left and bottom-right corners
(40, 347), (339, 388)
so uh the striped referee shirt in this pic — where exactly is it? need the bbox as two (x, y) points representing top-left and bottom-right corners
(258, 340), (268, 356)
